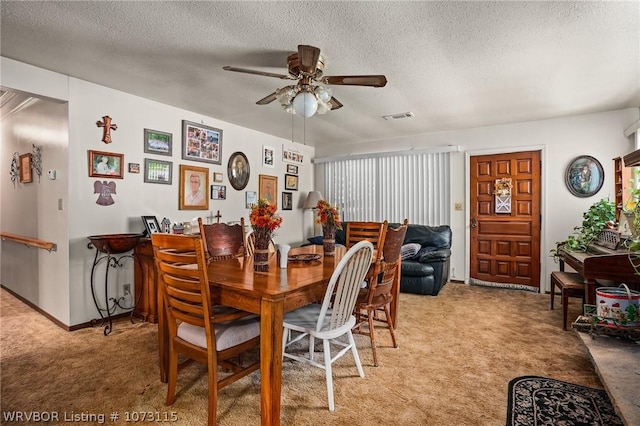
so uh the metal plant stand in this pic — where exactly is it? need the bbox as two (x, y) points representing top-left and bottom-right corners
(87, 234), (143, 335)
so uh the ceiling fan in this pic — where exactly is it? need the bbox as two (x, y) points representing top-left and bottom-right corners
(223, 45), (387, 117)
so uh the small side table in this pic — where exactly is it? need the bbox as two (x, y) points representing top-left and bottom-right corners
(87, 234), (143, 335)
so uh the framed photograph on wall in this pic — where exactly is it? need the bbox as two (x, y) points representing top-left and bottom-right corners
(179, 164), (209, 210)
(182, 120), (222, 165)
(88, 150), (124, 178)
(245, 191), (257, 208)
(282, 192), (293, 210)
(286, 164), (298, 174)
(141, 215), (161, 235)
(284, 174), (298, 191)
(227, 151), (250, 190)
(128, 163), (140, 174)
(144, 158), (172, 184)
(143, 129), (172, 156)
(213, 172), (223, 183)
(283, 146), (303, 164)
(564, 155), (604, 198)
(263, 145), (275, 167)
(211, 185), (226, 200)
(258, 174), (277, 208)
(19, 153), (33, 183)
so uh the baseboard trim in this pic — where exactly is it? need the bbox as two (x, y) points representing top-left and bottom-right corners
(0, 285), (127, 331)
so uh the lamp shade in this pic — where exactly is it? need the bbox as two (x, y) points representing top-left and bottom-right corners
(303, 191), (323, 209)
(292, 92), (318, 117)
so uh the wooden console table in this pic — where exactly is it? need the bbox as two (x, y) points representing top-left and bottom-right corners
(576, 331), (640, 426)
(133, 238), (158, 324)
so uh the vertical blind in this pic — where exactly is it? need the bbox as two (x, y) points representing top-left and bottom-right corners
(322, 152), (450, 226)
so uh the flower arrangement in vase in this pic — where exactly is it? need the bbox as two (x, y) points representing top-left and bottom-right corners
(316, 200), (342, 256)
(249, 198), (282, 271)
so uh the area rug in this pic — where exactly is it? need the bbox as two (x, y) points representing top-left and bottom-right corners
(506, 376), (623, 426)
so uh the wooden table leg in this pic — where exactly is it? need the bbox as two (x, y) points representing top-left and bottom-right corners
(260, 297), (284, 426)
(585, 278), (596, 305)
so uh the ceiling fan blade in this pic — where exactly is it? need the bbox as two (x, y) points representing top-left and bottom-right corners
(298, 45), (321, 75)
(223, 66), (293, 80)
(321, 75), (387, 87)
(329, 97), (343, 110)
(256, 91), (278, 105)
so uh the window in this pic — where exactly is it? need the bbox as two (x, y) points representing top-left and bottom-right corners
(321, 151), (451, 226)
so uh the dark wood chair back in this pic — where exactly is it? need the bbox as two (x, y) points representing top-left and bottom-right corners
(198, 217), (247, 261)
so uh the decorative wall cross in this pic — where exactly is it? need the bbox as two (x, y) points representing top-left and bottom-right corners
(96, 115), (117, 144)
(207, 210), (222, 224)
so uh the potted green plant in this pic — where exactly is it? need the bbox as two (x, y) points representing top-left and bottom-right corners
(552, 198), (616, 256)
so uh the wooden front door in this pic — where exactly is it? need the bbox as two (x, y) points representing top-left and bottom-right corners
(470, 151), (541, 290)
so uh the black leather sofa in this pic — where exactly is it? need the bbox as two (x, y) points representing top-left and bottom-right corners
(333, 223), (452, 296)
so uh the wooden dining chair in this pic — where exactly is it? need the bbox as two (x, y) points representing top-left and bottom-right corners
(345, 220), (389, 284)
(150, 233), (260, 425)
(354, 220), (408, 366)
(282, 240), (374, 412)
(198, 217), (247, 261)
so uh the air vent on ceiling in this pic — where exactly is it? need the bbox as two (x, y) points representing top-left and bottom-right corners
(383, 112), (414, 121)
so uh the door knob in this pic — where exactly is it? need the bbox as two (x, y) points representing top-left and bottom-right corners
(471, 218), (477, 228)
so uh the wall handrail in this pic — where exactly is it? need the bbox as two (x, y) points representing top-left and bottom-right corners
(0, 232), (57, 252)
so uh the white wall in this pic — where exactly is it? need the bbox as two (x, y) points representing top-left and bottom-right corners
(315, 108), (640, 292)
(2, 57), (315, 327)
(0, 62), (71, 324)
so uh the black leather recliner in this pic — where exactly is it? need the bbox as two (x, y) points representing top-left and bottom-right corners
(335, 223), (452, 296)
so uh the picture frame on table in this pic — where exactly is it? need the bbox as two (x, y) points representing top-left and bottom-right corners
(19, 153), (33, 183)
(245, 191), (257, 208)
(144, 158), (172, 184)
(143, 129), (172, 156)
(88, 150), (124, 179)
(141, 215), (161, 236)
(263, 145), (275, 167)
(181, 120), (222, 165)
(286, 164), (298, 174)
(282, 192), (293, 210)
(564, 155), (604, 198)
(258, 174), (277, 208)
(211, 184), (226, 200)
(227, 151), (250, 190)
(179, 164), (209, 210)
(284, 174), (298, 191)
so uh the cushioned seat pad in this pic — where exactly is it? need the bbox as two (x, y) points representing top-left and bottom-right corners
(178, 315), (260, 351)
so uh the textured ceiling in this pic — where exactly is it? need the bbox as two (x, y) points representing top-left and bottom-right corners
(1, 1), (638, 149)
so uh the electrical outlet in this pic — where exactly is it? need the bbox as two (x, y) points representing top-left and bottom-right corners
(123, 284), (131, 295)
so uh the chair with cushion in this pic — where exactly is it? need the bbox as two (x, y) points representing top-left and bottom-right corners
(151, 233), (260, 425)
(550, 270), (585, 330)
(197, 217), (247, 261)
(282, 240), (374, 412)
(354, 220), (408, 366)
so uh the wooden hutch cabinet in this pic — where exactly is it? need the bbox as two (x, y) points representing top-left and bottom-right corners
(133, 238), (158, 323)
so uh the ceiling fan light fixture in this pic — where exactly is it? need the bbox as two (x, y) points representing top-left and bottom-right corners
(292, 92), (317, 117)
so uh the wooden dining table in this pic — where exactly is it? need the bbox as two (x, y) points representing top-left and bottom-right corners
(156, 244), (399, 425)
